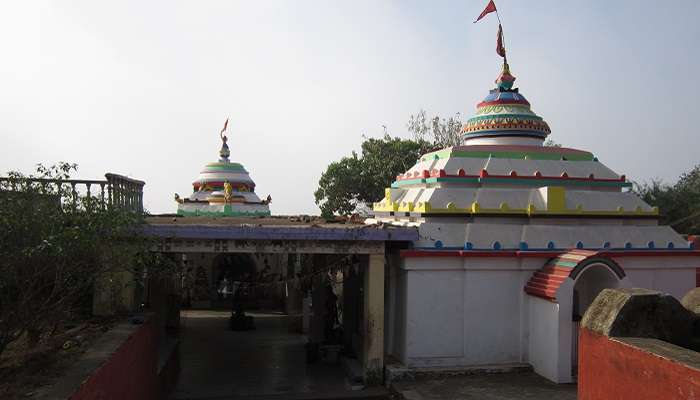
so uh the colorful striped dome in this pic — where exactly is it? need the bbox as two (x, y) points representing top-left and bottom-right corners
(192, 161), (255, 192)
(176, 124), (271, 217)
(463, 63), (551, 142)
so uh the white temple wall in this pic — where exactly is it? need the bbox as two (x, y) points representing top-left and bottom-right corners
(527, 294), (561, 382)
(400, 257), (539, 368)
(404, 259), (465, 365)
(413, 220), (687, 251)
(619, 256), (699, 299)
(464, 136), (544, 146)
(394, 253), (699, 382)
(461, 267), (523, 364)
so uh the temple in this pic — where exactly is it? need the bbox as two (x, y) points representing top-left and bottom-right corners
(175, 126), (271, 217)
(370, 60), (700, 383)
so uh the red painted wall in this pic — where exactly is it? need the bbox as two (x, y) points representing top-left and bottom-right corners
(70, 320), (159, 400)
(578, 328), (700, 400)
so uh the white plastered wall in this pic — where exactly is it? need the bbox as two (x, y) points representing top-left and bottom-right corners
(400, 256), (542, 368)
(527, 294), (562, 382)
(393, 253), (700, 383)
(616, 256), (699, 299)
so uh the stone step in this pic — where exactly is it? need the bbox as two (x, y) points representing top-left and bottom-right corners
(171, 387), (391, 400)
(385, 361), (533, 384)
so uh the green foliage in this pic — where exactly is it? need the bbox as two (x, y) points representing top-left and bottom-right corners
(315, 109), (463, 217)
(634, 165), (700, 234)
(544, 138), (562, 147)
(0, 163), (166, 358)
(407, 109), (463, 150)
(314, 135), (430, 217)
(314, 154), (363, 217)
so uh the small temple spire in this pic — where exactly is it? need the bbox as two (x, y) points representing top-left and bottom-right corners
(495, 61), (516, 91)
(219, 134), (230, 162)
(219, 118), (230, 162)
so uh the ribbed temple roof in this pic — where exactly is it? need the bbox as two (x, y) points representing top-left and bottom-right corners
(463, 62), (551, 141)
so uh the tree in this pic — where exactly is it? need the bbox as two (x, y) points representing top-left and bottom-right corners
(634, 165), (700, 234)
(544, 138), (562, 147)
(315, 135), (430, 218)
(0, 163), (167, 358)
(315, 110), (462, 217)
(407, 109), (463, 150)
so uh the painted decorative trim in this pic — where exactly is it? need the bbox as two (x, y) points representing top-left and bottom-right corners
(399, 249), (700, 258)
(192, 181), (255, 190)
(392, 168), (628, 188)
(419, 146), (595, 162)
(462, 131), (548, 140)
(396, 168), (624, 182)
(373, 199), (656, 217)
(414, 240), (686, 252)
(176, 205), (271, 217)
(524, 251), (625, 301)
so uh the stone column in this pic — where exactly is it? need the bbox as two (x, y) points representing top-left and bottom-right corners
(363, 252), (385, 384)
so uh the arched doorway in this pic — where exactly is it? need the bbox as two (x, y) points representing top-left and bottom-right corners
(570, 261), (624, 376)
(525, 250), (628, 383)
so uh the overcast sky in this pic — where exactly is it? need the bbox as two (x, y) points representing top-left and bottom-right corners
(2, 1), (699, 215)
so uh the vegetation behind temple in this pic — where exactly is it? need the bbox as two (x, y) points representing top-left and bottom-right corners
(634, 165), (700, 235)
(314, 110), (461, 218)
(0, 163), (174, 359)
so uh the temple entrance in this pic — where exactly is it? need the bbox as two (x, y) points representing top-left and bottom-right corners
(144, 218), (415, 397)
(211, 253), (276, 310)
(527, 252), (629, 383)
(570, 262), (622, 376)
(173, 251), (374, 399)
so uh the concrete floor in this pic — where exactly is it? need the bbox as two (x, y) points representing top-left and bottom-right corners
(392, 372), (577, 400)
(173, 310), (368, 400)
(172, 310), (574, 400)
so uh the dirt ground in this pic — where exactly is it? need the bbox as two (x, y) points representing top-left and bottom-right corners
(0, 319), (114, 400)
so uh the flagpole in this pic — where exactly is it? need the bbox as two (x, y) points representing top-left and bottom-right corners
(494, 8), (507, 63)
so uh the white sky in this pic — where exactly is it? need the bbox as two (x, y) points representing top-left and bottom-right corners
(2, 1), (699, 215)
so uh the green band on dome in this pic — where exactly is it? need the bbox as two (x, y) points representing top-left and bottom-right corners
(420, 150), (595, 162)
(475, 105), (532, 115)
(204, 163), (247, 172)
(176, 206), (271, 217)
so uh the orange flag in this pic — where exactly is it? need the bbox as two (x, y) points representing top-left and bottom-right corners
(474, 0), (497, 23)
(221, 118), (229, 134)
(497, 24), (506, 58)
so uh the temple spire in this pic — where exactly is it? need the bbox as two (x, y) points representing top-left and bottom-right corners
(219, 118), (230, 162)
(474, 1), (512, 89)
(495, 61), (516, 91)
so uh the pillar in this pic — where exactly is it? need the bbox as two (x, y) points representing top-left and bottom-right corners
(363, 253), (385, 384)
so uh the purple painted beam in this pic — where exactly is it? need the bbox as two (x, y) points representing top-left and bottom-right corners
(142, 224), (418, 242)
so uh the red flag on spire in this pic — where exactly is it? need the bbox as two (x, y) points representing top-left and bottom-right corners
(496, 23), (506, 58)
(474, 0), (497, 23)
(220, 118), (229, 134)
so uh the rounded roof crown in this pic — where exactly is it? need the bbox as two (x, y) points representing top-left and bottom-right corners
(463, 62), (551, 142)
(191, 131), (256, 188)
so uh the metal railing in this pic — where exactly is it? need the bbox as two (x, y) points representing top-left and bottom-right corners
(0, 173), (145, 213)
